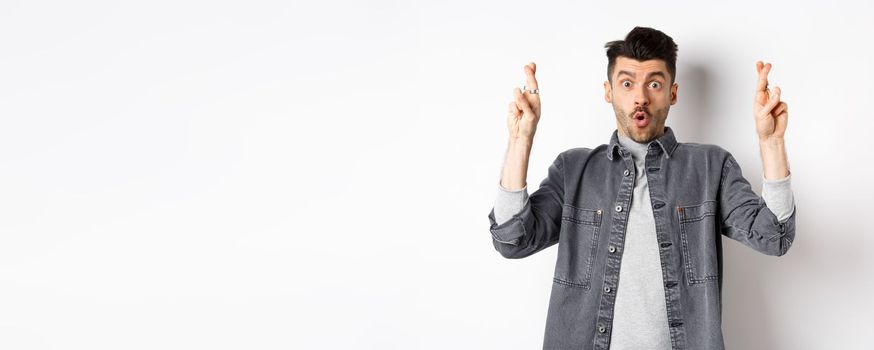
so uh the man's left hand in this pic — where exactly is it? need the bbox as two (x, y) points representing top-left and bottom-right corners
(753, 61), (789, 141)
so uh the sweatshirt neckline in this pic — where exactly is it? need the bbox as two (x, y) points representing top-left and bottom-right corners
(617, 133), (651, 160)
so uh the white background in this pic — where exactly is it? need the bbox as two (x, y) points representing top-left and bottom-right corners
(0, 1), (872, 349)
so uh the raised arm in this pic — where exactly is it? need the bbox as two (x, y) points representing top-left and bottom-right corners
(501, 62), (541, 190)
(488, 62), (564, 259)
(753, 60), (790, 180)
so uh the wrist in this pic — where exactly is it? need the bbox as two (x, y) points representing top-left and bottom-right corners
(508, 137), (534, 151)
(758, 135), (785, 147)
(758, 136), (790, 180)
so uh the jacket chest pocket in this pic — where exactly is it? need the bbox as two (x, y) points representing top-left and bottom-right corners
(678, 201), (720, 285)
(554, 204), (603, 290)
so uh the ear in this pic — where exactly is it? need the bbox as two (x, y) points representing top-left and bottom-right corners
(670, 82), (678, 105)
(604, 80), (612, 103)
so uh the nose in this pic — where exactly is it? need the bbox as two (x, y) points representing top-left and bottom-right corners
(633, 85), (650, 107)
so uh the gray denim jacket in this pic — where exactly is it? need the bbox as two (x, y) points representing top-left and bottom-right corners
(486, 127), (797, 349)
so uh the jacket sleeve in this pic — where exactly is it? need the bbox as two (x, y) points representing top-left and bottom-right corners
(487, 152), (565, 259)
(717, 152), (796, 256)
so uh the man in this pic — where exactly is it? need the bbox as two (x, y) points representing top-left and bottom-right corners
(487, 27), (795, 350)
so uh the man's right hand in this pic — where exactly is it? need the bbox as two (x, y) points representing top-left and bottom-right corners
(506, 62), (541, 141)
(500, 62), (540, 191)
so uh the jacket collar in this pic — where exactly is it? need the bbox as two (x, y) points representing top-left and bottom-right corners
(607, 126), (678, 160)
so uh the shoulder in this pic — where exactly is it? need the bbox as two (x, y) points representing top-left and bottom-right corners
(558, 145), (605, 162)
(560, 146), (595, 158)
(674, 141), (734, 161)
(673, 141), (743, 179)
(551, 145), (613, 171)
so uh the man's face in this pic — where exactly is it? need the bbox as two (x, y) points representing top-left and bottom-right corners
(603, 56), (678, 143)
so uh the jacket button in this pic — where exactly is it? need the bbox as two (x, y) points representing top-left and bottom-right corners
(608, 246), (616, 253)
(653, 201), (665, 209)
(659, 242), (672, 248)
(665, 281), (677, 288)
(603, 286), (611, 293)
(623, 169), (630, 176)
(598, 325), (607, 333)
(615, 205), (622, 212)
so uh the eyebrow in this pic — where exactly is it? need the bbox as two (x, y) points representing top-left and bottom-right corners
(616, 70), (667, 80)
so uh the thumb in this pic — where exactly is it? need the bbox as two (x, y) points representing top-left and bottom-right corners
(758, 86), (781, 118)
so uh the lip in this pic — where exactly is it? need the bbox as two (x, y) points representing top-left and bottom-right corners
(633, 112), (650, 127)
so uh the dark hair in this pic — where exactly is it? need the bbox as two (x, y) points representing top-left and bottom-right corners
(604, 26), (678, 84)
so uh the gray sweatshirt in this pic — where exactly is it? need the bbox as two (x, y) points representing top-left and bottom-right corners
(493, 136), (795, 349)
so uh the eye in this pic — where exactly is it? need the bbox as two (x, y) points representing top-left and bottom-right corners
(649, 81), (661, 89)
(622, 80), (632, 88)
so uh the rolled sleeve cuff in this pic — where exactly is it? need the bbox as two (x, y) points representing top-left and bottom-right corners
(762, 173), (795, 222)
(494, 182), (529, 225)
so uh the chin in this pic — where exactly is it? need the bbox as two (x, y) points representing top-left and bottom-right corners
(631, 129), (656, 142)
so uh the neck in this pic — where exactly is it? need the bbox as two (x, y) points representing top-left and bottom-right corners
(617, 132), (651, 160)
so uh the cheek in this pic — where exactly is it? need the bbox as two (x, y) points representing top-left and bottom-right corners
(660, 89), (673, 99)
(648, 93), (669, 106)
(612, 93), (630, 104)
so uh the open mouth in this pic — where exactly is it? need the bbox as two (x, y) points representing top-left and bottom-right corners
(633, 111), (650, 127)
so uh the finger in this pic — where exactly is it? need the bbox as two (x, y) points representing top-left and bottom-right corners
(756, 62), (771, 92)
(508, 101), (520, 117)
(524, 62), (539, 91)
(758, 86), (781, 118)
(514, 87), (535, 116)
(772, 102), (787, 117)
(775, 109), (789, 131)
(755, 88), (768, 106)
